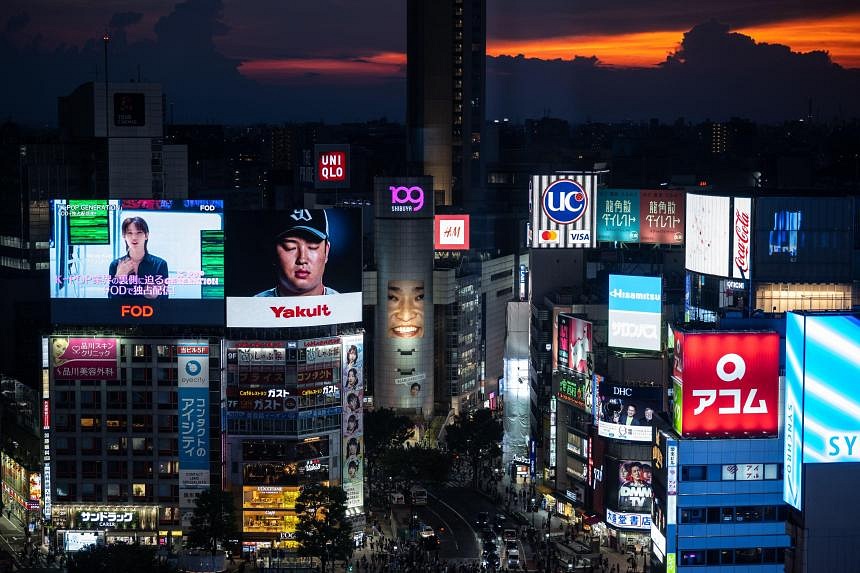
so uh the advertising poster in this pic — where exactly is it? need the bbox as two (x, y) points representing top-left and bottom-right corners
(608, 274), (662, 351)
(785, 314), (860, 486)
(529, 173), (598, 248)
(596, 189), (640, 242)
(550, 306), (573, 371)
(374, 176), (434, 416)
(341, 335), (365, 510)
(225, 208), (362, 327)
(557, 314), (593, 376)
(49, 199), (225, 325)
(685, 194), (730, 277)
(675, 331), (779, 437)
(178, 342), (210, 524)
(732, 197), (752, 280)
(557, 374), (591, 411)
(639, 190), (684, 245)
(51, 337), (118, 380)
(617, 460), (653, 513)
(434, 215), (470, 250)
(595, 380), (662, 442)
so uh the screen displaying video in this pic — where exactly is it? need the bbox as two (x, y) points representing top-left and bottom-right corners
(49, 199), (225, 325)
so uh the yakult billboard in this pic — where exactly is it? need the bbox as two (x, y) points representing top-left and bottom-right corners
(672, 331), (779, 437)
(225, 208), (362, 327)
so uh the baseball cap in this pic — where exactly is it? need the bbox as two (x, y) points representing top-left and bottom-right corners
(277, 209), (329, 242)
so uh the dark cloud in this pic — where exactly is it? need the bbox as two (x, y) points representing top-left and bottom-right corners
(486, 23), (860, 123)
(489, 0), (860, 39)
(109, 12), (143, 30)
(4, 11), (28, 33)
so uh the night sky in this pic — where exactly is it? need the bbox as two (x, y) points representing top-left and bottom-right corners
(2, 0), (859, 124)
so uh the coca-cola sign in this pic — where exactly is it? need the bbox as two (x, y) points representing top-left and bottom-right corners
(732, 197), (752, 280)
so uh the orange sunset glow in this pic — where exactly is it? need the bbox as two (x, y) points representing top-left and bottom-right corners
(487, 12), (860, 69)
(239, 13), (860, 83)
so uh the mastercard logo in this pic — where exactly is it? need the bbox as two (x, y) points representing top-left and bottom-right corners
(538, 229), (559, 244)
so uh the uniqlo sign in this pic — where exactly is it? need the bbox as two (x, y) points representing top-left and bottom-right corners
(674, 331), (779, 437)
(314, 144), (350, 188)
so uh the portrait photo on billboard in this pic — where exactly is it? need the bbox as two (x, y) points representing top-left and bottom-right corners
(49, 199), (225, 325)
(387, 279), (425, 338)
(596, 380), (663, 442)
(617, 460), (653, 513)
(225, 208), (362, 327)
(557, 314), (593, 376)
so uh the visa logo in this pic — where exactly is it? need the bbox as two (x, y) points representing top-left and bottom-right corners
(569, 230), (591, 244)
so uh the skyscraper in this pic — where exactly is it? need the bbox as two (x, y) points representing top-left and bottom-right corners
(407, 0), (485, 208)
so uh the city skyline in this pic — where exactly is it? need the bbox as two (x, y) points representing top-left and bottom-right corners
(2, 0), (860, 124)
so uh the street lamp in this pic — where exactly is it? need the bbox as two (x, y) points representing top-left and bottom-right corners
(531, 498), (536, 527)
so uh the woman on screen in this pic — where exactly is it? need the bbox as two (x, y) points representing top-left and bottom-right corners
(108, 217), (169, 299)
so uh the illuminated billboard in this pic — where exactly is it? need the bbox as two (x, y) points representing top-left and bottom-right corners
(49, 199), (224, 325)
(225, 208), (362, 327)
(557, 373), (592, 411)
(557, 314), (593, 376)
(597, 189), (639, 242)
(617, 460), (653, 513)
(732, 197), (752, 280)
(178, 342), (210, 520)
(608, 275), (662, 352)
(685, 194), (730, 277)
(784, 312), (860, 510)
(529, 173), (598, 248)
(341, 334), (365, 510)
(673, 331), (779, 437)
(639, 190), (685, 245)
(315, 144), (350, 189)
(51, 337), (118, 380)
(434, 215), (470, 250)
(595, 380), (661, 442)
(374, 177), (434, 219)
(596, 189), (685, 245)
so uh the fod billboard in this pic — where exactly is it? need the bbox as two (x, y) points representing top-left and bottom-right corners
(557, 314), (593, 376)
(225, 209), (362, 327)
(784, 312), (860, 510)
(608, 275), (662, 352)
(595, 380), (662, 442)
(673, 330), (779, 438)
(49, 199), (224, 325)
(529, 173), (598, 248)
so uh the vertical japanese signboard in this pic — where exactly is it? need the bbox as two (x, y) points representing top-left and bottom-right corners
(178, 342), (210, 527)
(341, 335), (365, 511)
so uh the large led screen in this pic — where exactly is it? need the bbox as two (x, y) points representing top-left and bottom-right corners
(784, 312), (860, 509)
(617, 460), (653, 513)
(608, 275), (662, 351)
(596, 189), (685, 245)
(685, 194), (730, 277)
(226, 209), (362, 327)
(529, 174), (597, 248)
(673, 331), (779, 437)
(557, 314), (593, 376)
(595, 380), (662, 442)
(49, 199), (224, 325)
(597, 189), (639, 242)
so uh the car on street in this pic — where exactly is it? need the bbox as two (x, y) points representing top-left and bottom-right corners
(505, 541), (518, 555)
(480, 528), (496, 544)
(503, 528), (518, 543)
(419, 525), (435, 538)
(481, 551), (500, 569)
(481, 541), (498, 556)
(475, 511), (489, 528)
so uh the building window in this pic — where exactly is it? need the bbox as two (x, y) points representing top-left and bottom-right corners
(80, 416), (101, 431)
(132, 483), (148, 498)
(681, 465), (707, 481)
(106, 391), (127, 409)
(107, 461), (127, 479)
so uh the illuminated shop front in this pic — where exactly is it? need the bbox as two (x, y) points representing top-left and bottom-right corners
(0, 453), (40, 528)
(754, 282), (853, 314)
(52, 504), (160, 548)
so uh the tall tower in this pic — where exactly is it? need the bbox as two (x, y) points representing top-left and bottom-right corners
(407, 0), (486, 208)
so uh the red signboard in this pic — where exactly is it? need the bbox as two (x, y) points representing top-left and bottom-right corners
(638, 190), (685, 245)
(434, 215), (470, 250)
(677, 332), (779, 436)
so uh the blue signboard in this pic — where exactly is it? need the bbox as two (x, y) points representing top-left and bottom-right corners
(597, 189), (640, 242)
(608, 274), (662, 351)
(784, 312), (860, 510)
